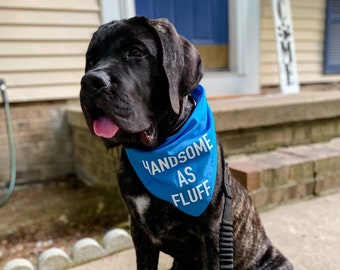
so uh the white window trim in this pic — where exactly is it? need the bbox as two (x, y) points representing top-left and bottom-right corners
(100, 0), (135, 23)
(100, 0), (260, 96)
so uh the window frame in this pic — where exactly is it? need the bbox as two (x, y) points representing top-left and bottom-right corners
(323, 0), (340, 74)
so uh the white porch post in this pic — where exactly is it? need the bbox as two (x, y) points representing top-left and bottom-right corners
(272, 0), (300, 94)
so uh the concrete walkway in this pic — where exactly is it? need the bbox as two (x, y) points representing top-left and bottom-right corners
(71, 192), (340, 270)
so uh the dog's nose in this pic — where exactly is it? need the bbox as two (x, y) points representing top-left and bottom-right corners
(81, 70), (110, 93)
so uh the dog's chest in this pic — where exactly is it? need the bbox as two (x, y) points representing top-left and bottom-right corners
(130, 194), (150, 223)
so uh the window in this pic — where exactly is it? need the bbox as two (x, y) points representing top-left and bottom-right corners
(324, 0), (340, 74)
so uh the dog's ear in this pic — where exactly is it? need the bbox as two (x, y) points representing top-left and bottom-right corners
(146, 18), (203, 114)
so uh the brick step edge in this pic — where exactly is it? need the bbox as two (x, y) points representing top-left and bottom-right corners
(2, 228), (133, 270)
(229, 137), (340, 209)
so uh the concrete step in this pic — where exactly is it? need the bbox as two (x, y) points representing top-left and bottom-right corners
(229, 137), (340, 208)
(209, 90), (340, 155)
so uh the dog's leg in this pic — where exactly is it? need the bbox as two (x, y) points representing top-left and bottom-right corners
(201, 231), (220, 270)
(170, 259), (201, 270)
(251, 241), (294, 270)
(170, 232), (219, 270)
(131, 219), (160, 270)
(231, 177), (294, 270)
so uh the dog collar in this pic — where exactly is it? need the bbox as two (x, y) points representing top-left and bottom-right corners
(125, 85), (217, 216)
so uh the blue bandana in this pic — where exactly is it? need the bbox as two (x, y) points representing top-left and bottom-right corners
(125, 85), (217, 216)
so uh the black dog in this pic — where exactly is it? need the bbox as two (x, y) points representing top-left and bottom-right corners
(80, 16), (293, 270)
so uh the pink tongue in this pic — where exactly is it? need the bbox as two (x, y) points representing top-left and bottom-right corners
(93, 116), (119, 138)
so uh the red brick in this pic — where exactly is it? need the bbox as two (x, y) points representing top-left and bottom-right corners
(229, 162), (260, 192)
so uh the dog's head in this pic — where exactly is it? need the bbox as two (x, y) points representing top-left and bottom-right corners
(80, 16), (202, 148)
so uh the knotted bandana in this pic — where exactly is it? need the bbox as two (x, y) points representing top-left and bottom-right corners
(125, 85), (217, 216)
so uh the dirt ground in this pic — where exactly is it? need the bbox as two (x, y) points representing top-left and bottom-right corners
(0, 179), (129, 267)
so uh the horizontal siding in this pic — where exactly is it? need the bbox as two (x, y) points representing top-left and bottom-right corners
(4, 71), (84, 87)
(0, 26), (97, 41)
(261, 52), (323, 63)
(0, 56), (84, 72)
(8, 85), (81, 102)
(262, 41), (323, 52)
(262, 29), (324, 42)
(262, 18), (324, 31)
(0, 0), (101, 102)
(262, 5), (325, 19)
(262, 73), (340, 85)
(262, 62), (323, 74)
(260, 0), (340, 86)
(0, 9), (100, 26)
(0, 0), (99, 11)
(0, 41), (90, 56)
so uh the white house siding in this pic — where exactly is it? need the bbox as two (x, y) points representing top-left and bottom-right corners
(260, 0), (340, 86)
(0, 0), (101, 102)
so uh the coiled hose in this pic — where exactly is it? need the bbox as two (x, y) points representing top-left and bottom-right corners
(0, 79), (16, 207)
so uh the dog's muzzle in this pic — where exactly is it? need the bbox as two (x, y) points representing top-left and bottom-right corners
(80, 70), (111, 98)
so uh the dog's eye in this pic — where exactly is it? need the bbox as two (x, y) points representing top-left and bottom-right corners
(87, 56), (99, 69)
(87, 60), (94, 68)
(128, 47), (144, 57)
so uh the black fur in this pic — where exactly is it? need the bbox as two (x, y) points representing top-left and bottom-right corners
(80, 16), (294, 270)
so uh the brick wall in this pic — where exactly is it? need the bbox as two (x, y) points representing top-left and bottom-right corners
(0, 100), (78, 186)
(71, 127), (121, 188)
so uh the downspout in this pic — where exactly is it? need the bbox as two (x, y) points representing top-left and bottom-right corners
(0, 79), (17, 206)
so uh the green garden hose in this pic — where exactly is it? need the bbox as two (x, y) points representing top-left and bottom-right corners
(0, 80), (16, 206)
